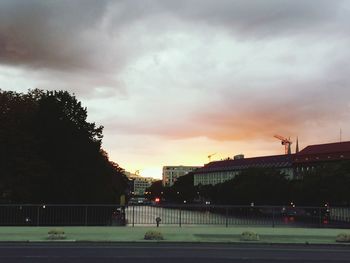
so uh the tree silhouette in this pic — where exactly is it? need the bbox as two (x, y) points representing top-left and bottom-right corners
(0, 89), (127, 204)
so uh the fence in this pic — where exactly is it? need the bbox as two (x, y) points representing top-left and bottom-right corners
(0, 204), (349, 228)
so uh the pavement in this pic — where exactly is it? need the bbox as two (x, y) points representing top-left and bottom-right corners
(0, 226), (349, 245)
(0, 242), (350, 263)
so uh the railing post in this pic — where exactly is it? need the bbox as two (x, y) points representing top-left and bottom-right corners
(272, 207), (275, 228)
(225, 207), (228, 227)
(132, 205), (135, 227)
(179, 207), (182, 227)
(84, 206), (88, 226)
(36, 206), (40, 226)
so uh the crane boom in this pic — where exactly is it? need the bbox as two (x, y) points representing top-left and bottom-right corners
(274, 134), (292, 154)
(207, 153), (217, 162)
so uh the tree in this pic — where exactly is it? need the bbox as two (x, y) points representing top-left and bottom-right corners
(146, 180), (163, 199)
(293, 161), (350, 206)
(172, 172), (197, 202)
(0, 89), (127, 204)
(230, 168), (289, 205)
(199, 168), (289, 205)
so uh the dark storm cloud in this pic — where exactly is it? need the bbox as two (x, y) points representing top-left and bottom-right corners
(156, 0), (345, 37)
(107, 0), (347, 39)
(0, 0), (109, 70)
(1, 0), (350, 143)
(0, 0), (347, 71)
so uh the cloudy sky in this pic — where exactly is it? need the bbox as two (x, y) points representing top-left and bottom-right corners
(1, 0), (350, 178)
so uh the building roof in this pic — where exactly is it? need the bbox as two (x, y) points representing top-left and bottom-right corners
(195, 154), (293, 174)
(297, 141), (350, 155)
(163, 166), (201, 169)
(194, 141), (350, 174)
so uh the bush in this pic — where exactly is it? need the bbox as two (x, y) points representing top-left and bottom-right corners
(336, 233), (350, 243)
(48, 229), (66, 240)
(240, 231), (259, 241)
(144, 230), (164, 240)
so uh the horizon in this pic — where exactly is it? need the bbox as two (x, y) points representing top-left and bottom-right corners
(1, 0), (349, 179)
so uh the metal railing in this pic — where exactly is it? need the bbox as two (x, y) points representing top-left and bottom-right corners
(0, 204), (349, 228)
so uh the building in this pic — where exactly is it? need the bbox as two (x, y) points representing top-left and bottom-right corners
(193, 141), (350, 186)
(125, 172), (157, 196)
(162, 166), (201, 187)
(294, 141), (350, 177)
(194, 154), (294, 186)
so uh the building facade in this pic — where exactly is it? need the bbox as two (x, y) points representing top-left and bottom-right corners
(162, 166), (201, 187)
(193, 141), (350, 186)
(193, 154), (294, 186)
(125, 172), (157, 196)
(294, 141), (350, 178)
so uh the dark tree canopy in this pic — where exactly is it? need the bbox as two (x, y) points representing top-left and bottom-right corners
(211, 168), (289, 205)
(0, 89), (128, 204)
(146, 163), (350, 206)
(291, 161), (350, 206)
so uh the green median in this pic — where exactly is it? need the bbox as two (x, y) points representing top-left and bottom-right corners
(0, 226), (349, 245)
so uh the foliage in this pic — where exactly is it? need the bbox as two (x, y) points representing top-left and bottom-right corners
(172, 172), (197, 202)
(240, 231), (260, 241)
(336, 233), (350, 243)
(292, 161), (350, 206)
(146, 180), (163, 198)
(145, 154), (350, 207)
(144, 230), (164, 240)
(48, 229), (65, 235)
(0, 89), (128, 204)
(48, 228), (66, 240)
(148, 163), (350, 206)
(146, 172), (198, 203)
(208, 168), (289, 205)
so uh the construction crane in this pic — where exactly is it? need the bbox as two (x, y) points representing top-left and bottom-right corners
(207, 153), (217, 162)
(274, 135), (292, 155)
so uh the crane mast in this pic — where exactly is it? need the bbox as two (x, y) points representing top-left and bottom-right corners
(274, 135), (292, 155)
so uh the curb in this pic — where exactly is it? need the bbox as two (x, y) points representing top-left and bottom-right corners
(1, 240), (349, 247)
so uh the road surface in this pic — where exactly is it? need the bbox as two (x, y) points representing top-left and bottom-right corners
(0, 242), (349, 262)
(125, 205), (327, 227)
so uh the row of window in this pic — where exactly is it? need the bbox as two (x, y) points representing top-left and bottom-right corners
(295, 155), (345, 161)
(205, 163), (290, 172)
(194, 168), (294, 185)
(194, 172), (237, 186)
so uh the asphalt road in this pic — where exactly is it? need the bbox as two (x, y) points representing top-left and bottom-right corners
(125, 206), (337, 227)
(127, 206), (281, 226)
(0, 243), (349, 263)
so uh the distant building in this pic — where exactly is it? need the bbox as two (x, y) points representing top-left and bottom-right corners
(193, 154), (293, 186)
(162, 166), (201, 187)
(193, 141), (350, 186)
(294, 141), (350, 178)
(125, 172), (157, 196)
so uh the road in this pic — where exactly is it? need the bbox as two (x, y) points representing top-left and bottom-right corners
(0, 243), (349, 262)
(126, 205), (275, 225)
(125, 205), (327, 227)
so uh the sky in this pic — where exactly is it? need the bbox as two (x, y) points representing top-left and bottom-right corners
(1, 0), (350, 179)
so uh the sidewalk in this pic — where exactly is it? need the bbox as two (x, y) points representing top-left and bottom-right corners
(0, 226), (349, 244)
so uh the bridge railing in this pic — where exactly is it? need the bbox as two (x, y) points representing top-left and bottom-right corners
(126, 204), (341, 228)
(0, 204), (349, 228)
(0, 204), (125, 226)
